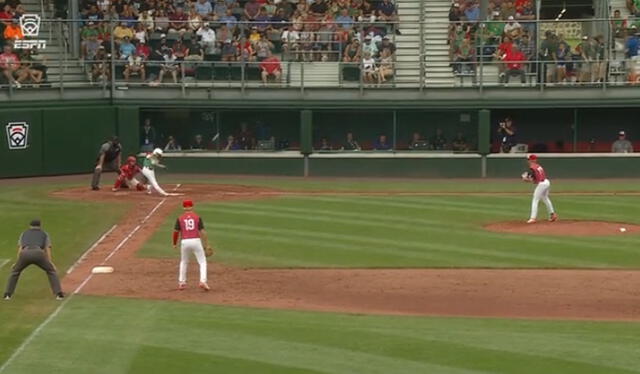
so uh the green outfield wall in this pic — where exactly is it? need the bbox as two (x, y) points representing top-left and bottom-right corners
(0, 106), (138, 178)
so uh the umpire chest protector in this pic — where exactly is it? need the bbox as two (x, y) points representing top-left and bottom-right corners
(104, 143), (122, 162)
(20, 229), (48, 250)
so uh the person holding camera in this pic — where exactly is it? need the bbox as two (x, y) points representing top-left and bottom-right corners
(498, 117), (517, 153)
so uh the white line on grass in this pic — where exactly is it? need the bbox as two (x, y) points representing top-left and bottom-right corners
(0, 259), (9, 270)
(0, 189), (177, 373)
(66, 225), (117, 275)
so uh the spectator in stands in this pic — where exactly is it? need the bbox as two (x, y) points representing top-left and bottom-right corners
(91, 46), (110, 82)
(431, 129), (447, 150)
(190, 134), (207, 150)
(260, 52), (282, 84)
(341, 132), (361, 151)
(362, 35), (378, 58)
(113, 21), (134, 45)
(123, 49), (146, 83)
(164, 136), (182, 152)
(136, 40), (151, 59)
(255, 35), (274, 62)
(197, 22), (216, 55)
(195, 0), (212, 17)
(336, 8), (354, 29)
(577, 35), (595, 83)
(374, 134), (392, 151)
(464, 2), (480, 22)
(593, 35), (606, 83)
(343, 38), (361, 63)
(625, 30), (639, 58)
(517, 33), (535, 63)
(172, 39), (189, 61)
(503, 16), (522, 39)
(237, 36), (256, 62)
(495, 36), (513, 79)
(377, 0), (398, 30)
(612, 130), (633, 153)
(221, 39), (236, 61)
(140, 119), (156, 152)
(223, 135), (241, 151)
(244, 0), (261, 21)
(169, 7), (189, 35)
(82, 28), (103, 61)
(0, 43), (25, 88)
(155, 47), (180, 84)
(539, 31), (558, 83)
(628, 0), (640, 16)
(237, 123), (255, 150)
(555, 41), (569, 83)
(453, 38), (473, 74)
(611, 10), (628, 39)
(362, 51), (377, 83)
(378, 36), (396, 56)
(119, 36), (136, 59)
(500, 0), (517, 19)
(408, 132), (428, 150)
(452, 132), (470, 152)
(154, 9), (170, 32)
(213, 0), (228, 19)
(449, 3), (462, 22)
(138, 11), (154, 32)
(3, 18), (22, 40)
(377, 48), (394, 83)
(502, 44), (527, 85)
(497, 117), (516, 153)
(25, 46), (47, 83)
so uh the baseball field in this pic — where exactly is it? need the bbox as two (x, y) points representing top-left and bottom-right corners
(1, 175), (640, 374)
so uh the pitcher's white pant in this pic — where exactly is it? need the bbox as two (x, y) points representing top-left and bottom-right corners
(142, 167), (168, 196)
(179, 238), (208, 284)
(530, 179), (555, 220)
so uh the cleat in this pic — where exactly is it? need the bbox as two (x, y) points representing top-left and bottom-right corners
(112, 188), (119, 192)
(178, 283), (187, 290)
(55, 292), (65, 300)
(3, 293), (11, 300)
(198, 282), (210, 292)
(91, 186), (100, 191)
(549, 213), (558, 222)
(146, 185), (152, 195)
(526, 219), (536, 224)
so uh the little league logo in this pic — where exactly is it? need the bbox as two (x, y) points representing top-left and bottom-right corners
(6, 122), (29, 150)
(14, 14), (46, 49)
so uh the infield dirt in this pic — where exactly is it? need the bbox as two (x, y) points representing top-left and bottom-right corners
(55, 184), (640, 321)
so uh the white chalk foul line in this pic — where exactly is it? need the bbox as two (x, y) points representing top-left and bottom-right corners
(0, 259), (9, 270)
(0, 196), (170, 373)
(66, 225), (117, 275)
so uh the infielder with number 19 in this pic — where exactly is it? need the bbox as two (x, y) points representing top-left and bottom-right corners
(522, 154), (558, 224)
(173, 200), (213, 291)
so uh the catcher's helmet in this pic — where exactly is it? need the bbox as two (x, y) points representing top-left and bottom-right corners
(127, 156), (137, 164)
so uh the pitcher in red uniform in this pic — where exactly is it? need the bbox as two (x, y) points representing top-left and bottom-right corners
(172, 200), (210, 291)
(523, 154), (558, 224)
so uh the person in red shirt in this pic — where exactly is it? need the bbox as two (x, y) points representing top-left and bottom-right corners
(172, 200), (211, 291)
(502, 44), (527, 84)
(168, 7), (189, 34)
(135, 40), (151, 59)
(112, 156), (147, 192)
(523, 154), (558, 223)
(0, 44), (27, 88)
(260, 53), (282, 84)
(495, 35), (513, 78)
(0, 4), (14, 24)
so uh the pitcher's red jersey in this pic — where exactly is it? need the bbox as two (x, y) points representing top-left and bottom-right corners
(529, 164), (547, 184)
(175, 212), (204, 240)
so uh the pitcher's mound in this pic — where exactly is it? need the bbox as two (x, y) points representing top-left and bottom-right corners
(485, 220), (640, 236)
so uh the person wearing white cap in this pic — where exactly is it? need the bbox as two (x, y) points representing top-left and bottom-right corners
(503, 15), (522, 39)
(612, 131), (634, 153)
(142, 148), (170, 196)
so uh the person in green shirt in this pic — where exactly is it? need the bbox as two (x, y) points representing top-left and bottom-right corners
(141, 148), (170, 196)
(539, 31), (558, 83)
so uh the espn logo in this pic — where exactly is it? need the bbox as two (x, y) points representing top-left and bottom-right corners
(14, 14), (47, 49)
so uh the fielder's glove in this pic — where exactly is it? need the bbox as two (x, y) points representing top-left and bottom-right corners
(521, 172), (532, 182)
(205, 246), (214, 257)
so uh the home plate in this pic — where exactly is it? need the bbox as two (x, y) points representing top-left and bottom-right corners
(92, 266), (114, 274)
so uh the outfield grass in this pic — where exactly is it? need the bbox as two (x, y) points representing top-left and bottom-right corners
(139, 194), (640, 268)
(2, 295), (640, 374)
(0, 184), (128, 366)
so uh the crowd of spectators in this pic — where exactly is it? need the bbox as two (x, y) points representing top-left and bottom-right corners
(316, 130), (471, 151)
(0, 1), (49, 87)
(449, 0), (536, 83)
(611, 9), (640, 84)
(77, 0), (399, 85)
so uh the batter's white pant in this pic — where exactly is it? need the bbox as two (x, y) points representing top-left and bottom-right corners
(530, 179), (555, 220)
(179, 238), (208, 284)
(142, 167), (168, 196)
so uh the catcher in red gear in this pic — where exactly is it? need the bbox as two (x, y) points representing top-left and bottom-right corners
(112, 156), (147, 192)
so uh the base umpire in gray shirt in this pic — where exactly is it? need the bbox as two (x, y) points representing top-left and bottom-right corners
(3, 219), (64, 300)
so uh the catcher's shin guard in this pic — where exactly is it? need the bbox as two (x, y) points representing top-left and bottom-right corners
(136, 183), (147, 191)
(113, 176), (125, 189)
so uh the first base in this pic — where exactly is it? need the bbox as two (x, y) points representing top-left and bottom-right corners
(91, 266), (114, 274)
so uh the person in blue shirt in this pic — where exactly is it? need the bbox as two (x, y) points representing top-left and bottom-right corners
(374, 135), (392, 151)
(626, 31), (640, 58)
(464, 3), (480, 22)
(336, 8), (354, 29)
(119, 36), (136, 59)
(195, 0), (213, 16)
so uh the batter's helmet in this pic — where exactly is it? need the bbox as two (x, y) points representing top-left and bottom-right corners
(153, 148), (164, 156)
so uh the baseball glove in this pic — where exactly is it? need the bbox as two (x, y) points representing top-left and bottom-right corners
(521, 172), (532, 182)
(205, 246), (214, 257)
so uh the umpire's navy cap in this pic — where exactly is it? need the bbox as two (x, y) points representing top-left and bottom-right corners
(30, 219), (41, 227)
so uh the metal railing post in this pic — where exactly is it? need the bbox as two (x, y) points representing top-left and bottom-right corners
(419, 0), (425, 91)
(110, 19), (115, 98)
(181, 62), (186, 96)
(300, 62), (304, 95)
(241, 63), (245, 93)
(58, 21), (64, 95)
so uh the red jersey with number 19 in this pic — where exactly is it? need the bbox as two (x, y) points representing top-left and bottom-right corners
(175, 212), (204, 240)
(529, 164), (547, 184)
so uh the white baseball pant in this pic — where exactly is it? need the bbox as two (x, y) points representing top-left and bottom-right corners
(179, 238), (208, 284)
(530, 179), (555, 220)
(142, 167), (168, 196)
